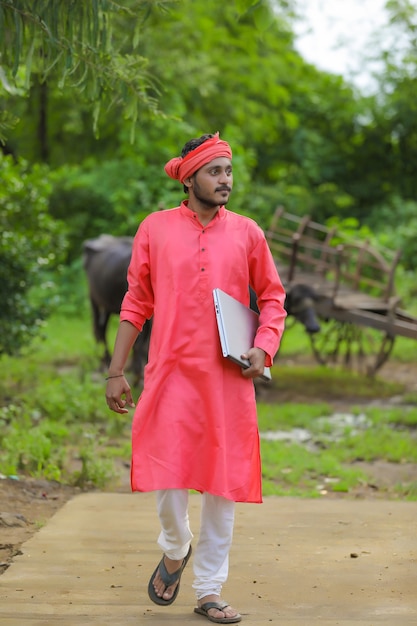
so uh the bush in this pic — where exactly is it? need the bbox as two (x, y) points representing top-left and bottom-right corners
(0, 155), (67, 356)
(370, 197), (417, 272)
(48, 176), (117, 264)
(48, 159), (175, 263)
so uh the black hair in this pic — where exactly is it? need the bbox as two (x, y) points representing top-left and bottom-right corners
(181, 133), (215, 193)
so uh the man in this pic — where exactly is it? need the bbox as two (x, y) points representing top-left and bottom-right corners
(105, 133), (286, 623)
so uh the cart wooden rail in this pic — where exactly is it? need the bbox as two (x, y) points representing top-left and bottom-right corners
(266, 207), (417, 375)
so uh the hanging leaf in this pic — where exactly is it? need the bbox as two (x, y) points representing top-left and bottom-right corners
(92, 100), (101, 138)
(24, 37), (35, 89)
(0, 0), (176, 137)
(234, 0), (259, 16)
(12, 7), (22, 76)
(0, 109), (19, 144)
(253, 2), (273, 32)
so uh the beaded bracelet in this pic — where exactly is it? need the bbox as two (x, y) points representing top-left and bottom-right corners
(105, 374), (125, 380)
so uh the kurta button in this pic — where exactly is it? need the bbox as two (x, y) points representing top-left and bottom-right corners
(201, 247), (205, 251)
(201, 268), (205, 271)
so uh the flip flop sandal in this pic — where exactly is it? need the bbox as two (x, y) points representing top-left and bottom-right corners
(147, 545), (192, 606)
(194, 601), (242, 623)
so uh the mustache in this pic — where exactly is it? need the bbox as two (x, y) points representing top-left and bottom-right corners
(215, 186), (232, 193)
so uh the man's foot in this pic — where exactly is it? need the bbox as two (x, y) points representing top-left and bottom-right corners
(195, 594), (242, 623)
(147, 546), (192, 606)
(153, 556), (184, 600)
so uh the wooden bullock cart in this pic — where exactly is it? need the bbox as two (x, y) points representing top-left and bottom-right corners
(266, 207), (417, 376)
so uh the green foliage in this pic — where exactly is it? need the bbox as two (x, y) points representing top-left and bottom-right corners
(26, 374), (108, 425)
(48, 172), (118, 263)
(258, 397), (417, 497)
(70, 435), (118, 489)
(0, 312), (132, 487)
(1, 0), (416, 496)
(0, 407), (68, 479)
(0, 108), (19, 143)
(258, 402), (331, 432)
(335, 426), (417, 463)
(0, 311), (416, 497)
(367, 196), (417, 271)
(366, 405), (417, 427)
(0, 154), (67, 356)
(0, 0), (178, 136)
(0, 400), (120, 487)
(1, 0), (417, 369)
(271, 362), (404, 400)
(48, 157), (179, 262)
(48, 258), (90, 317)
(261, 440), (366, 497)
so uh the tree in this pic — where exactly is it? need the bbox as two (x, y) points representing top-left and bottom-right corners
(0, 0), (179, 141)
(132, 0), (362, 222)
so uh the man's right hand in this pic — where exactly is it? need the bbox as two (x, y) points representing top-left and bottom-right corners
(105, 376), (135, 414)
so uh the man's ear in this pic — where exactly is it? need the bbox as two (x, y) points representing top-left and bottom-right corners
(184, 177), (193, 189)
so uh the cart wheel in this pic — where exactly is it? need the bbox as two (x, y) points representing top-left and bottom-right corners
(309, 320), (395, 376)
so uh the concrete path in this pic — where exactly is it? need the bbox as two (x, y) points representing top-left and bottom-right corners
(0, 493), (416, 625)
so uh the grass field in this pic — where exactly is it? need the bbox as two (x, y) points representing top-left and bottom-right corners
(0, 309), (416, 499)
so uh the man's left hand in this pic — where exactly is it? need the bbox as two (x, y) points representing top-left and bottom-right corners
(241, 347), (266, 379)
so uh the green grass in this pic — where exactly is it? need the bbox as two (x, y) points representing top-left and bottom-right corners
(257, 402), (332, 431)
(258, 399), (417, 498)
(261, 439), (368, 497)
(271, 364), (404, 399)
(0, 311), (135, 487)
(0, 311), (416, 498)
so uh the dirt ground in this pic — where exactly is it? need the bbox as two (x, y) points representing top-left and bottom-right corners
(1, 357), (416, 577)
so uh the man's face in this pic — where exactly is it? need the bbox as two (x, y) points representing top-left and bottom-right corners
(189, 157), (233, 208)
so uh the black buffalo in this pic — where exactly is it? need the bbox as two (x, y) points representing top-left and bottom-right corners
(83, 235), (320, 381)
(281, 283), (321, 334)
(249, 283), (320, 334)
(83, 235), (152, 383)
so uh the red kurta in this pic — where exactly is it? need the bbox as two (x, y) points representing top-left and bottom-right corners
(120, 202), (286, 503)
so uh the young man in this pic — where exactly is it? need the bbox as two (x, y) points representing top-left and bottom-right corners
(105, 133), (286, 623)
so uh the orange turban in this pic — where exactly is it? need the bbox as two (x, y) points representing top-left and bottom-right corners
(164, 133), (232, 183)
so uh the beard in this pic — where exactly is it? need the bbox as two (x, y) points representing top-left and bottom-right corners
(192, 179), (231, 208)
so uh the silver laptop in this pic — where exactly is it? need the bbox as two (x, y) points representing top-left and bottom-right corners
(213, 288), (272, 382)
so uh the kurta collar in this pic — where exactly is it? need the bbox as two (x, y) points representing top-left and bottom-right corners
(180, 200), (226, 227)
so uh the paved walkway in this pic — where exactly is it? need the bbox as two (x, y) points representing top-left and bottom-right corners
(0, 493), (416, 625)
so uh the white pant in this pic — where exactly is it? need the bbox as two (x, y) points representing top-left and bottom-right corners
(156, 489), (235, 599)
